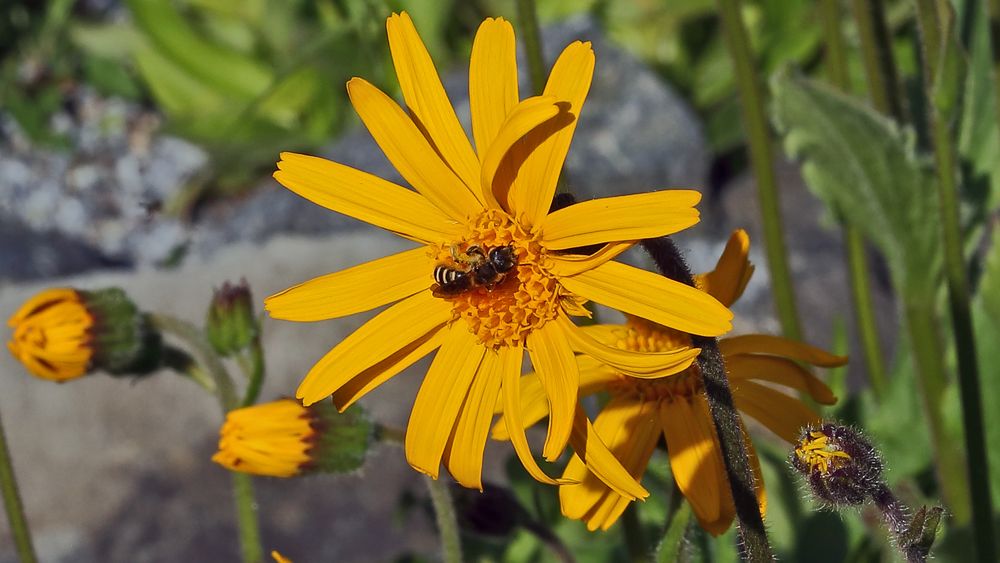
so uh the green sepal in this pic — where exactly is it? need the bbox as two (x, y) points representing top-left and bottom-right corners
(310, 402), (374, 474)
(206, 281), (259, 357)
(81, 288), (163, 376)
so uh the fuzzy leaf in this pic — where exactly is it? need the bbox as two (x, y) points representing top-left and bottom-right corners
(771, 72), (941, 300)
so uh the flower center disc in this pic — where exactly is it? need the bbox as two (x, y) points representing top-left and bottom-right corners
(432, 209), (560, 348)
(606, 317), (702, 402)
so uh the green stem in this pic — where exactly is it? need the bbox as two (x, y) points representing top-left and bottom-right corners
(424, 476), (462, 563)
(376, 424), (406, 445)
(0, 409), (37, 563)
(914, 6), (996, 559)
(239, 340), (265, 407)
(516, 0), (547, 95)
(622, 503), (650, 563)
(148, 313), (237, 410)
(656, 500), (692, 563)
(824, 0), (889, 399)
(903, 300), (971, 524)
(231, 472), (264, 563)
(716, 0), (802, 342)
(851, 0), (906, 121)
(991, 0), (1000, 145)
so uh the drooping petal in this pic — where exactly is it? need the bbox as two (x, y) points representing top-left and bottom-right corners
(726, 355), (837, 405)
(507, 41), (595, 228)
(491, 355), (618, 440)
(295, 290), (451, 405)
(558, 315), (700, 378)
(659, 397), (722, 525)
(568, 399), (652, 502)
(693, 229), (753, 307)
(732, 381), (820, 443)
(719, 334), (848, 367)
(559, 452), (605, 520)
(386, 12), (481, 194)
(559, 260), (733, 337)
(443, 348), (505, 490)
(332, 326), (448, 410)
(347, 78), (482, 221)
(527, 320), (579, 461)
(265, 247), (433, 322)
(545, 241), (634, 277)
(405, 325), (486, 478)
(274, 152), (463, 243)
(501, 349), (574, 485)
(469, 17), (518, 157)
(540, 190), (702, 250)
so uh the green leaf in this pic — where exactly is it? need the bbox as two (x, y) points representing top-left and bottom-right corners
(957, 1), (1000, 213)
(972, 227), (1000, 508)
(771, 72), (941, 300)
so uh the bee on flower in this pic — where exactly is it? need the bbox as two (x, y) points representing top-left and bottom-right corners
(264, 12), (733, 495)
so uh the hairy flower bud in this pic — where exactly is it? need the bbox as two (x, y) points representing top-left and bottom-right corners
(206, 280), (258, 357)
(7, 287), (162, 381)
(791, 422), (884, 506)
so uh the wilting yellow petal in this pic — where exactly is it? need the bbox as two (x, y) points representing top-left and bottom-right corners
(719, 334), (848, 367)
(726, 355), (837, 405)
(568, 400), (651, 502)
(332, 327), (448, 410)
(405, 326), (485, 478)
(559, 260), (733, 337)
(295, 290), (451, 405)
(508, 41), (594, 228)
(347, 78), (482, 221)
(659, 397), (722, 524)
(558, 315), (700, 378)
(527, 320), (579, 461)
(693, 229), (753, 307)
(386, 12), (481, 194)
(265, 247), (433, 322)
(274, 152), (462, 243)
(444, 349), (505, 490)
(733, 380), (820, 443)
(469, 17), (518, 157)
(545, 241), (634, 277)
(540, 190), (701, 250)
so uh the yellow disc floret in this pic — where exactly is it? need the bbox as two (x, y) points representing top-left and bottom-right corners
(432, 209), (562, 348)
(794, 430), (852, 475)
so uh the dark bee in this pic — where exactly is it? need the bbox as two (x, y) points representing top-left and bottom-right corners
(432, 244), (518, 296)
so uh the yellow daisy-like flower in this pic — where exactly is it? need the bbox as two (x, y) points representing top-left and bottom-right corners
(496, 230), (847, 533)
(265, 13), (733, 493)
(7, 288), (94, 382)
(213, 399), (316, 478)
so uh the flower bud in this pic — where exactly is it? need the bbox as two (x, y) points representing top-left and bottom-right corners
(206, 280), (258, 357)
(791, 422), (884, 506)
(213, 399), (373, 477)
(7, 287), (162, 382)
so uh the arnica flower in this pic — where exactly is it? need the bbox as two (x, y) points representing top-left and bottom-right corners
(7, 287), (162, 382)
(264, 12), (732, 494)
(495, 230), (847, 533)
(213, 399), (373, 478)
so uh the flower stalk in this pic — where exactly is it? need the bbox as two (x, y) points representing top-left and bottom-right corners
(515, 0), (547, 95)
(424, 475), (463, 563)
(0, 408), (38, 563)
(715, 0), (802, 343)
(913, 4), (996, 560)
(641, 235), (773, 562)
(851, 0), (906, 121)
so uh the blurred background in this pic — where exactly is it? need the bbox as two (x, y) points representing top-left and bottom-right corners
(0, 0), (921, 561)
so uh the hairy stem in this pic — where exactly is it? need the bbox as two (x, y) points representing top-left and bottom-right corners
(424, 476), (463, 563)
(516, 0), (547, 95)
(0, 408), (37, 563)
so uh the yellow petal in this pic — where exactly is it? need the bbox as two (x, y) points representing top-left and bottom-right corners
(559, 452), (607, 520)
(558, 315), (701, 378)
(405, 326), (485, 478)
(265, 247), (432, 322)
(481, 96), (567, 211)
(659, 397), (722, 524)
(541, 190), (702, 250)
(545, 241), (634, 277)
(508, 41), (595, 228)
(347, 78), (482, 221)
(747, 435), (768, 520)
(332, 326), (447, 410)
(295, 290), (451, 405)
(732, 381), (820, 443)
(569, 399), (651, 501)
(386, 12), (481, 195)
(491, 355), (618, 439)
(527, 320), (579, 461)
(719, 334), (848, 367)
(726, 355), (837, 405)
(559, 260), (733, 337)
(469, 17), (518, 157)
(693, 229), (753, 307)
(443, 349), (505, 490)
(501, 349), (574, 485)
(274, 152), (462, 243)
